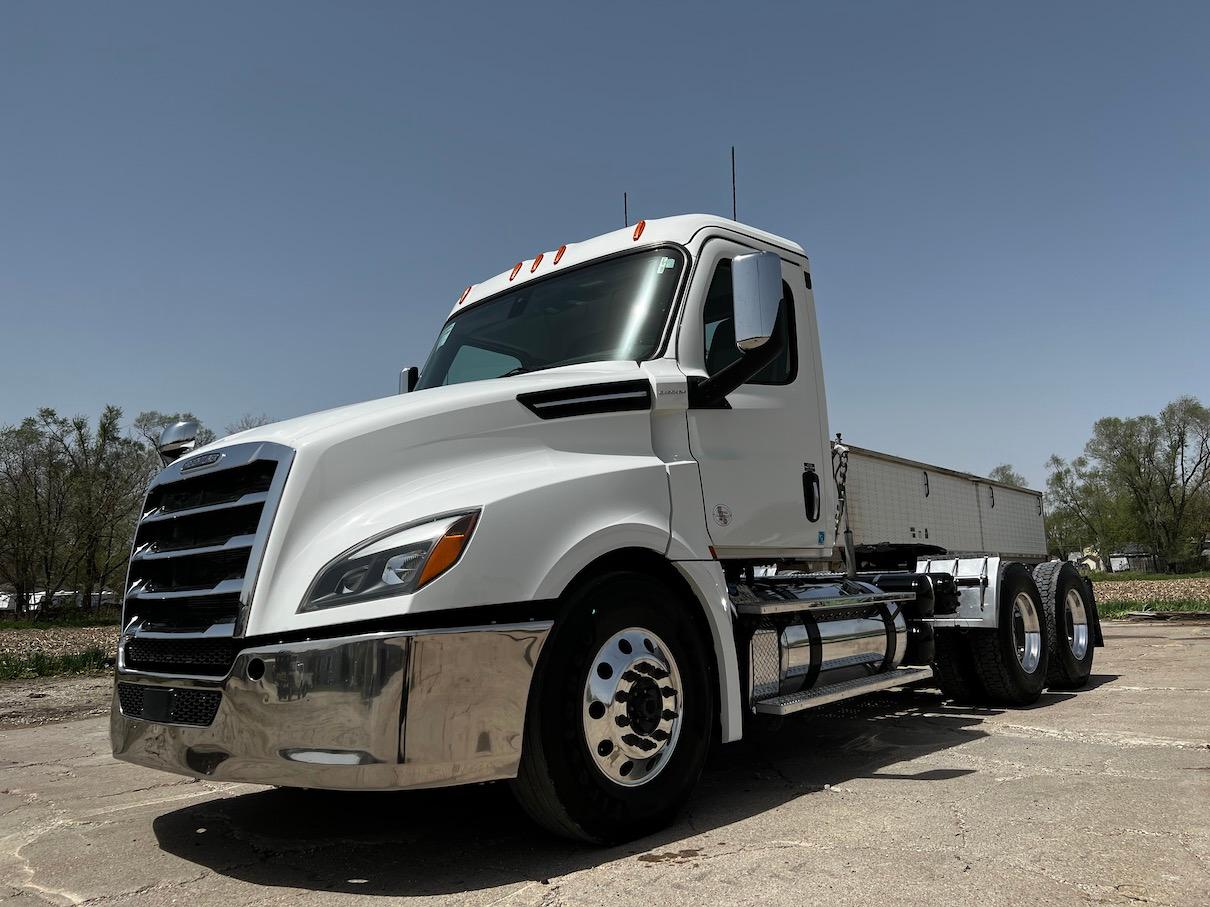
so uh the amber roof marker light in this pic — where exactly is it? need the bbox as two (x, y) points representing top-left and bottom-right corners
(632, 220), (646, 241)
(509, 262), (524, 281)
(457, 285), (473, 305)
(553, 244), (567, 264)
(530, 253), (544, 273)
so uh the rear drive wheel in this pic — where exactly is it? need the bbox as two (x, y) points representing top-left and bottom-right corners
(968, 563), (1049, 705)
(511, 571), (712, 843)
(1033, 561), (1095, 688)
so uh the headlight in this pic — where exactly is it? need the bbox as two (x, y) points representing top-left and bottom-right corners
(300, 511), (478, 612)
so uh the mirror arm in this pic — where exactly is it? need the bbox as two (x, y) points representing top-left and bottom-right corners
(688, 333), (786, 409)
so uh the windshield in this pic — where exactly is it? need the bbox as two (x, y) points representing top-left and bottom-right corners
(415, 248), (685, 390)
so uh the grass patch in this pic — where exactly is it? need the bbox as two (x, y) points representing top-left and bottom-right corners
(1097, 599), (1210, 620)
(1088, 570), (1210, 583)
(0, 648), (113, 682)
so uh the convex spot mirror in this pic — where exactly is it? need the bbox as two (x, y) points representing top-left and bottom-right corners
(157, 420), (200, 467)
(731, 251), (782, 352)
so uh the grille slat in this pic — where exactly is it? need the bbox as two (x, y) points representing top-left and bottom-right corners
(117, 682), (222, 726)
(144, 461), (276, 517)
(128, 547), (252, 595)
(122, 442), (292, 638)
(139, 491), (269, 525)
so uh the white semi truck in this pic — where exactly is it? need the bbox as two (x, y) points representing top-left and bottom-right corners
(112, 215), (1102, 843)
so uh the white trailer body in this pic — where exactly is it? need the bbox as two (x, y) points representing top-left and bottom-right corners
(112, 214), (1101, 844)
(844, 445), (1046, 560)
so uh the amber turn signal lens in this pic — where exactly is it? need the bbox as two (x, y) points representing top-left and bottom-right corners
(417, 513), (478, 588)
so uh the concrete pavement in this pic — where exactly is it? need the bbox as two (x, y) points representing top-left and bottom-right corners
(1, 622), (1207, 906)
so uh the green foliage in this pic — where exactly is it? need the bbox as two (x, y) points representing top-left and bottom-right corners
(987, 464), (1028, 488)
(0, 647), (112, 682)
(0, 407), (218, 620)
(1046, 396), (1210, 567)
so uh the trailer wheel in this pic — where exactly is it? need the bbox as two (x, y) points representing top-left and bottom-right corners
(932, 630), (984, 703)
(968, 564), (1049, 705)
(1033, 561), (1095, 688)
(511, 571), (712, 843)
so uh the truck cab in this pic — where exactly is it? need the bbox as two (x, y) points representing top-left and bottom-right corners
(112, 215), (1100, 844)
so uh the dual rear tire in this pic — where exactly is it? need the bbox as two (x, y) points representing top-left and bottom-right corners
(1032, 560), (1096, 688)
(934, 561), (1097, 706)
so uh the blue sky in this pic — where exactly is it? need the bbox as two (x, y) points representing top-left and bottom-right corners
(2, 1), (1207, 488)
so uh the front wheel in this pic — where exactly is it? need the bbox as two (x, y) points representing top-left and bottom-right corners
(511, 571), (713, 843)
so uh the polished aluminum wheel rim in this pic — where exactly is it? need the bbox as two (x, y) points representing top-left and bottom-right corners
(582, 627), (682, 788)
(1011, 592), (1043, 674)
(1064, 588), (1090, 660)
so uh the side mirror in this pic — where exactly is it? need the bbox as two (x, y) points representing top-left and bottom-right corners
(731, 251), (782, 351)
(399, 366), (419, 394)
(157, 420), (200, 467)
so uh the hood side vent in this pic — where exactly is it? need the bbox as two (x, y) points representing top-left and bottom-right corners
(517, 379), (652, 420)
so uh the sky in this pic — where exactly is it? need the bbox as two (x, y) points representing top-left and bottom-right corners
(2, 1), (1207, 489)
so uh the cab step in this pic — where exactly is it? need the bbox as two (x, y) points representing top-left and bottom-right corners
(753, 665), (935, 716)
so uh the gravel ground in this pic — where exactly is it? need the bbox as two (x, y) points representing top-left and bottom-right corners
(0, 625), (118, 659)
(1093, 577), (1210, 606)
(1, 622), (1207, 907)
(0, 673), (113, 728)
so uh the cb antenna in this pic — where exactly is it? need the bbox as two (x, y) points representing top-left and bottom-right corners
(731, 146), (737, 220)
(623, 191), (629, 228)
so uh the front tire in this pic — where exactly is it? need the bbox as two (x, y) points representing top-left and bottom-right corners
(511, 571), (713, 843)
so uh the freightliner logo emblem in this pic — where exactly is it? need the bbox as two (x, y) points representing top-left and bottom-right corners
(179, 452), (223, 471)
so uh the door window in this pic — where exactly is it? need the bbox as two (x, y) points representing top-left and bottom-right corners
(701, 260), (795, 384)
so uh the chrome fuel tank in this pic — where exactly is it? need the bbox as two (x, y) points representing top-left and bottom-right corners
(775, 604), (907, 696)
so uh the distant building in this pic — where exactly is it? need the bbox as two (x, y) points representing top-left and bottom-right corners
(1067, 549), (1104, 572)
(1109, 544), (1159, 573)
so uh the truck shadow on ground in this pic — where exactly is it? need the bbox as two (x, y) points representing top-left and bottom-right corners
(152, 679), (1118, 897)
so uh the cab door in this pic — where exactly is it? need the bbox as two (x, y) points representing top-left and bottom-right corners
(679, 237), (833, 558)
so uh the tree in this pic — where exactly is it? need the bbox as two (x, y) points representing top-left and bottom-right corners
(0, 411), (82, 615)
(988, 464), (1027, 488)
(58, 407), (154, 611)
(1084, 396), (1210, 564)
(0, 408), (161, 617)
(1046, 396), (1210, 570)
(1044, 454), (1131, 564)
(225, 413), (275, 436)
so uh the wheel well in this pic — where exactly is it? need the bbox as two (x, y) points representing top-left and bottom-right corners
(558, 547), (722, 739)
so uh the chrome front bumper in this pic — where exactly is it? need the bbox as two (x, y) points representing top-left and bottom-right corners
(110, 622), (551, 790)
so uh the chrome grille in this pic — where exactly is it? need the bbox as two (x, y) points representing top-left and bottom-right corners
(123, 441), (293, 637)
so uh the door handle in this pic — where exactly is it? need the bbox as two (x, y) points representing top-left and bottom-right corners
(803, 465), (821, 522)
